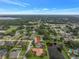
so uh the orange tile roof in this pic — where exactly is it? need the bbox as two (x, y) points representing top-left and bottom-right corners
(32, 48), (44, 56)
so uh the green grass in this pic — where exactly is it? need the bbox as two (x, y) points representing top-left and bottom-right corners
(62, 50), (70, 59)
(45, 41), (50, 59)
(28, 55), (48, 59)
(62, 46), (71, 59)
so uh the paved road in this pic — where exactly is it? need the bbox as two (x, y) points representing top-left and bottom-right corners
(25, 40), (33, 54)
(23, 40), (33, 59)
(48, 45), (65, 59)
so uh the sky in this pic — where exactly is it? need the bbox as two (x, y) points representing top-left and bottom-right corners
(0, 0), (79, 15)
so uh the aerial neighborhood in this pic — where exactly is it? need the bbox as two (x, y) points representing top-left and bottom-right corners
(0, 15), (79, 59)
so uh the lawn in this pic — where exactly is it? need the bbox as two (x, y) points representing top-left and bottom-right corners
(28, 55), (49, 59)
(62, 46), (71, 59)
(62, 50), (70, 59)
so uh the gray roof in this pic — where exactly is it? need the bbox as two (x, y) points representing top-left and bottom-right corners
(48, 45), (65, 59)
(0, 49), (7, 56)
(5, 41), (15, 46)
(0, 41), (5, 46)
(9, 49), (21, 59)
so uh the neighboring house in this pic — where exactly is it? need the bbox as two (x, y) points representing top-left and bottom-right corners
(35, 36), (41, 44)
(0, 49), (7, 59)
(69, 48), (79, 56)
(74, 49), (79, 56)
(5, 41), (15, 46)
(9, 49), (21, 59)
(0, 33), (5, 39)
(0, 25), (5, 30)
(17, 41), (26, 47)
(0, 41), (5, 46)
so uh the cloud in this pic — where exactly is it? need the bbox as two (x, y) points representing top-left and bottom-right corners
(0, 0), (30, 7)
(42, 8), (49, 11)
(0, 7), (79, 15)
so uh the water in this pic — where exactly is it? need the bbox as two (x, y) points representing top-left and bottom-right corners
(0, 17), (19, 20)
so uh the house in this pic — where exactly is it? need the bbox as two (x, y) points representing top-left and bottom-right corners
(74, 49), (79, 56)
(17, 41), (26, 47)
(0, 33), (5, 39)
(69, 48), (79, 56)
(0, 25), (5, 30)
(0, 41), (5, 46)
(34, 36), (41, 44)
(5, 41), (15, 46)
(9, 49), (21, 59)
(0, 49), (7, 59)
(32, 48), (44, 56)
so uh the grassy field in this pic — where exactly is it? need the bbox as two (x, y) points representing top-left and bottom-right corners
(28, 55), (49, 59)
(62, 46), (71, 59)
(62, 50), (70, 59)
